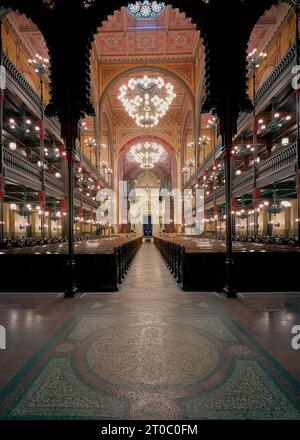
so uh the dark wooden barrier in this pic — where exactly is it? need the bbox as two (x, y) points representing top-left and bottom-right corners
(154, 237), (183, 285)
(0, 237), (142, 293)
(154, 236), (300, 292)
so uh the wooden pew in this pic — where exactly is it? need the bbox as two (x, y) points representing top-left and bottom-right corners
(0, 237), (142, 293)
(154, 236), (300, 292)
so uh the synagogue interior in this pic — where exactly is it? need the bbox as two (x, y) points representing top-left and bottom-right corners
(0, 0), (300, 423)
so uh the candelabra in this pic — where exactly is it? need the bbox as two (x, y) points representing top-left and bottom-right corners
(100, 161), (113, 185)
(182, 159), (195, 183)
(84, 137), (96, 167)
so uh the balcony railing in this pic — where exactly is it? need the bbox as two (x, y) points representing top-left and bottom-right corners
(44, 173), (65, 192)
(232, 169), (253, 195)
(4, 147), (110, 208)
(81, 153), (98, 177)
(77, 150), (113, 189)
(4, 148), (65, 196)
(205, 142), (297, 206)
(257, 142), (296, 180)
(3, 52), (41, 108)
(255, 44), (296, 106)
(74, 189), (99, 209)
(3, 51), (61, 133)
(198, 43), (296, 177)
(4, 147), (41, 180)
(238, 43), (296, 128)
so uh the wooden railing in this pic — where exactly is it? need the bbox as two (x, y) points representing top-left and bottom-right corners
(3, 51), (61, 133)
(190, 43), (296, 187)
(3, 147), (41, 179)
(44, 173), (65, 192)
(4, 148), (66, 195)
(205, 142), (297, 205)
(257, 142), (297, 179)
(238, 43), (296, 127)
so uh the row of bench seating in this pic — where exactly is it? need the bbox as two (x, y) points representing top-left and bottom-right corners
(154, 235), (300, 292)
(0, 236), (142, 292)
(116, 238), (142, 285)
(203, 234), (298, 246)
(0, 235), (107, 249)
(154, 237), (183, 285)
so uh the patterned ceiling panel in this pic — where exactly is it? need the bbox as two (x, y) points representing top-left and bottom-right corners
(7, 12), (49, 60)
(95, 5), (199, 60)
(248, 3), (289, 54)
(126, 32), (166, 54)
(166, 31), (197, 54)
(97, 32), (127, 56)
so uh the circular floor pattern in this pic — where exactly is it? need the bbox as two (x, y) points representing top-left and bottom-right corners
(86, 323), (219, 389)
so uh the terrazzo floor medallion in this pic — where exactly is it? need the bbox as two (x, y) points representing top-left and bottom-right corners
(0, 297), (300, 420)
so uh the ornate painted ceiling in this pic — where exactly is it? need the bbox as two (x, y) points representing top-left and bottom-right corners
(7, 2), (287, 66)
(94, 5), (200, 62)
(6, 11), (49, 60)
(248, 3), (289, 55)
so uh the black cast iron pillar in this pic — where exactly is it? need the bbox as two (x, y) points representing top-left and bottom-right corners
(220, 97), (237, 298)
(62, 112), (79, 298)
(252, 65), (259, 237)
(39, 73), (46, 239)
(0, 16), (4, 247)
(288, 0), (300, 245)
(296, 1), (300, 245)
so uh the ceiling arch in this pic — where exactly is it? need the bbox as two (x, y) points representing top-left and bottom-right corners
(98, 65), (196, 109)
(118, 133), (178, 183)
(119, 133), (177, 157)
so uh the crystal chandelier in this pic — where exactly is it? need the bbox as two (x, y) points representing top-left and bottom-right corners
(130, 142), (164, 169)
(118, 76), (176, 128)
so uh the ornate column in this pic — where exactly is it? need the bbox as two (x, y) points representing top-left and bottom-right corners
(0, 17), (4, 246)
(220, 96), (237, 298)
(61, 114), (79, 298)
(296, 1), (300, 244)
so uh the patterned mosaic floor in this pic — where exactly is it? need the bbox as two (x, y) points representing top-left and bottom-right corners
(0, 244), (300, 420)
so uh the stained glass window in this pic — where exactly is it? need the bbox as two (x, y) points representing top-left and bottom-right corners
(127, 1), (166, 19)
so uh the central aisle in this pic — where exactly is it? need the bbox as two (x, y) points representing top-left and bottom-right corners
(120, 242), (181, 296)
